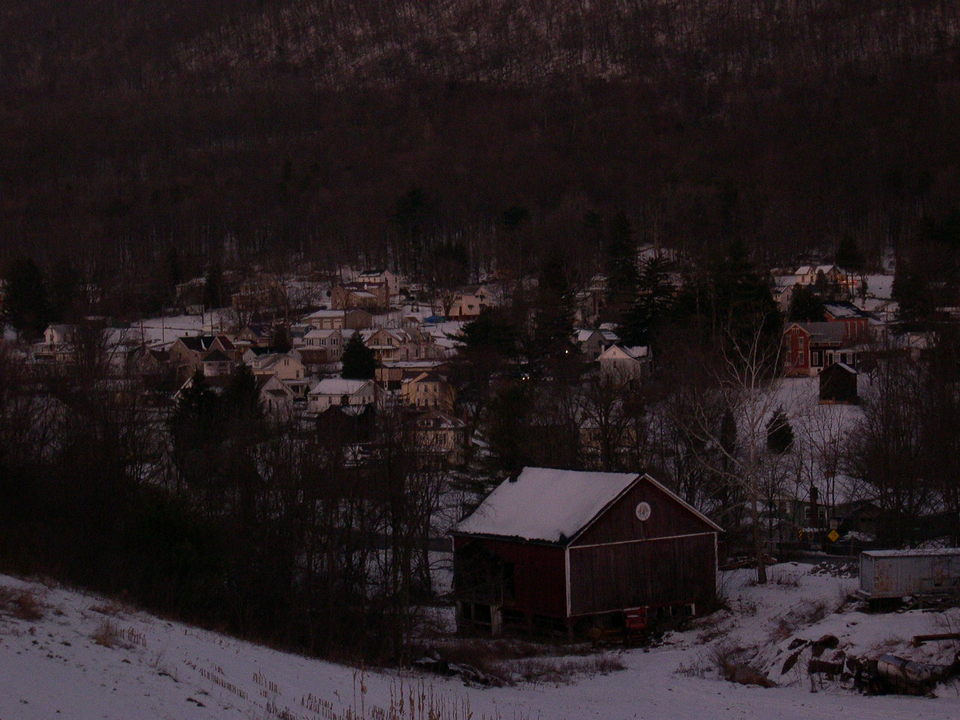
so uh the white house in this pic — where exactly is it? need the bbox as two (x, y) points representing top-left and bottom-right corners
(258, 374), (296, 420)
(597, 344), (652, 382)
(306, 378), (377, 414)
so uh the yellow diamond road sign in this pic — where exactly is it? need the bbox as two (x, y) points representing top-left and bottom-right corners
(827, 529), (840, 543)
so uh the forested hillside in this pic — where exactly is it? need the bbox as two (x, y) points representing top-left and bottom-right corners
(2, 0), (959, 279)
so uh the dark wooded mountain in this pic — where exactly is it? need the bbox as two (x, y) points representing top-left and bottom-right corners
(2, 0), (959, 281)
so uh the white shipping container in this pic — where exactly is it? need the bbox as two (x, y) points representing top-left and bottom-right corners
(859, 548), (960, 599)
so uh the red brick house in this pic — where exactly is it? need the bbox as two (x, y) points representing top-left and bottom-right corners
(783, 322), (859, 377)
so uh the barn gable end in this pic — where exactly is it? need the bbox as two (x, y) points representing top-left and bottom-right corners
(571, 474), (720, 547)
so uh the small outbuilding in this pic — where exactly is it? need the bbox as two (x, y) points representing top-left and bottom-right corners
(859, 548), (960, 601)
(819, 361), (858, 404)
(451, 467), (722, 636)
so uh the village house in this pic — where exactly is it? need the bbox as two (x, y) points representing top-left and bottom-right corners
(597, 344), (652, 382)
(363, 326), (441, 364)
(452, 467), (722, 637)
(446, 284), (499, 320)
(168, 334), (236, 380)
(356, 269), (400, 298)
(257, 374), (296, 420)
(231, 323), (274, 351)
(376, 360), (449, 390)
(793, 264), (857, 294)
(331, 282), (389, 311)
(201, 349), (235, 378)
(306, 378), (377, 415)
(33, 324), (79, 366)
(411, 410), (468, 465)
(572, 328), (619, 359)
(822, 301), (873, 343)
(782, 322), (859, 377)
(302, 308), (373, 330)
(300, 328), (345, 362)
(400, 371), (455, 411)
(247, 352), (305, 382)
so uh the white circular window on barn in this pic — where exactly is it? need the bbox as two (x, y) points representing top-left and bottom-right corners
(635, 502), (651, 521)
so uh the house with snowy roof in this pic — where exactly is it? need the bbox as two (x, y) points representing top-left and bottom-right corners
(782, 322), (861, 377)
(169, 334), (236, 380)
(306, 377), (377, 415)
(451, 467), (721, 637)
(331, 282), (389, 310)
(597, 344), (652, 382)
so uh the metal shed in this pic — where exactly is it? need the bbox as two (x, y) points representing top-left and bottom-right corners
(859, 548), (960, 600)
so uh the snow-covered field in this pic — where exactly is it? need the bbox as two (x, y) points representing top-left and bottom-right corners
(2, 565), (959, 720)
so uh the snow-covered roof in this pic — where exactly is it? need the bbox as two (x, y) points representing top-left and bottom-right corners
(862, 548), (960, 558)
(304, 328), (340, 339)
(624, 345), (649, 359)
(308, 378), (371, 396)
(453, 467), (639, 543)
(305, 309), (345, 319)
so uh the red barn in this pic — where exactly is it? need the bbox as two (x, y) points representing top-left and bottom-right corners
(451, 467), (722, 636)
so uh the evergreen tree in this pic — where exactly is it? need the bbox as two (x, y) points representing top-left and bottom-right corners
(270, 324), (292, 352)
(2, 256), (51, 339)
(604, 212), (639, 318)
(49, 259), (80, 322)
(341, 333), (377, 379)
(165, 246), (183, 303)
(619, 255), (674, 347)
(455, 308), (520, 361)
(836, 235), (864, 271)
(529, 248), (577, 375)
(788, 285), (826, 322)
(222, 363), (263, 431)
(203, 262), (224, 309)
(766, 407), (794, 454)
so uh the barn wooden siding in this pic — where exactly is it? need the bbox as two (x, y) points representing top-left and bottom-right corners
(452, 537), (567, 618)
(569, 533), (716, 616)
(568, 478), (718, 615)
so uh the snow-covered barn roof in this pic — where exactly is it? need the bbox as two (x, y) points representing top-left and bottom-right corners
(453, 467), (638, 543)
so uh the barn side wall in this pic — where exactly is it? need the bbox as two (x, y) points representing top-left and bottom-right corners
(452, 537), (567, 619)
(569, 533), (717, 616)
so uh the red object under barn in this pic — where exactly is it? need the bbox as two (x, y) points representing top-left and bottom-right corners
(451, 467), (722, 636)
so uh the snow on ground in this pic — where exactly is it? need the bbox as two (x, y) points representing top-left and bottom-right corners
(3, 566), (960, 719)
(124, 309), (236, 348)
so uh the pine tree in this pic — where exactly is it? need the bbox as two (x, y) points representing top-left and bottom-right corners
(619, 255), (674, 347)
(766, 407), (794, 454)
(203, 262), (224, 309)
(342, 333), (377, 379)
(788, 285), (826, 322)
(836, 235), (864, 271)
(604, 212), (639, 319)
(2, 256), (51, 339)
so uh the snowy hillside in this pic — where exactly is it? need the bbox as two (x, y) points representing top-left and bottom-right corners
(2, 567), (960, 720)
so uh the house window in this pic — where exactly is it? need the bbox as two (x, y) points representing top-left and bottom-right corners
(812, 351), (821, 367)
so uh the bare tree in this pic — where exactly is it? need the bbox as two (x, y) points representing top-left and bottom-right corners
(679, 322), (787, 583)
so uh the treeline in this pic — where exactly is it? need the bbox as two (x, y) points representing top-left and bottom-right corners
(0, 352), (444, 662)
(1, 0), (959, 283)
